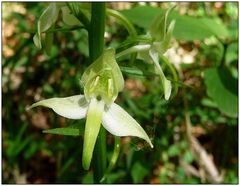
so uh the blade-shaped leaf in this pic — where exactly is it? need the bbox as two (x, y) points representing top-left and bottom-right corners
(43, 121), (85, 136)
(204, 68), (237, 118)
(43, 127), (81, 136)
(122, 6), (229, 41)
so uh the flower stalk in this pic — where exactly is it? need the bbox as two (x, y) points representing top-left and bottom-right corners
(88, 3), (107, 183)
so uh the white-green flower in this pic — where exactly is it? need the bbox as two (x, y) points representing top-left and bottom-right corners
(117, 7), (175, 100)
(33, 2), (82, 52)
(30, 48), (153, 170)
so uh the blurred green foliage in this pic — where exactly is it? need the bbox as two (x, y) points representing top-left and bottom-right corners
(2, 2), (238, 184)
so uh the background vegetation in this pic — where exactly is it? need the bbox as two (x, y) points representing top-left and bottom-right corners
(2, 2), (238, 184)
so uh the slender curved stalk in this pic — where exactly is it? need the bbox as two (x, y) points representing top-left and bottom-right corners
(107, 8), (137, 64)
(88, 3), (107, 183)
(100, 136), (121, 183)
(44, 26), (84, 33)
(107, 9), (137, 38)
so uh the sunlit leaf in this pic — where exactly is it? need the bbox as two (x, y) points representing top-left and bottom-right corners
(43, 127), (81, 136)
(131, 162), (148, 183)
(204, 67), (237, 118)
(122, 6), (229, 40)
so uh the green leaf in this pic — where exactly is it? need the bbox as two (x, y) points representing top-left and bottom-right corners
(120, 66), (144, 77)
(167, 145), (180, 157)
(131, 162), (148, 183)
(204, 67), (237, 118)
(122, 6), (229, 41)
(201, 98), (218, 108)
(43, 121), (85, 137)
(105, 170), (126, 183)
(82, 172), (93, 183)
(172, 14), (229, 40)
(121, 6), (160, 29)
(43, 127), (81, 136)
(183, 150), (193, 163)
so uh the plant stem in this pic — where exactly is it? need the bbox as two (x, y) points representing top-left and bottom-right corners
(88, 3), (107, 183)
(89, 3), (106, 62)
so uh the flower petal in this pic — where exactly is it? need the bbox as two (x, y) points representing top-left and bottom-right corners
(61, 6), (81, 26)
(149, 49), (172, 100)
(82, 97), (105, 170)
(30, 95), (88, 119)
(102, 103), (153, 148)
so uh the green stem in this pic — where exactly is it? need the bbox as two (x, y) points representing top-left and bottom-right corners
(88, 3), (107, 183)
(89, 3), (106, 62)
(100, 136), (121, 183)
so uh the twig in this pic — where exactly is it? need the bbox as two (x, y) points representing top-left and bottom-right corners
(178, 66), (224, 183)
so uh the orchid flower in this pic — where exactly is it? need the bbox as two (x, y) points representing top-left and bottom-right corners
(117, 7), (175, 100)
(33, 3), (83, 53)
(30, 48), (153, 170)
